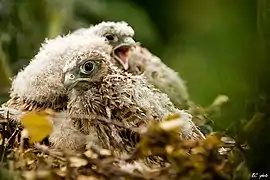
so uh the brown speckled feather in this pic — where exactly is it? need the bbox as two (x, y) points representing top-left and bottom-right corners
(4, 95), (67, 113)
(74, 21), (189, 109)
(62, 43), (204, 158)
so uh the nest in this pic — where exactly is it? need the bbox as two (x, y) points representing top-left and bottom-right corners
(0, 110), (244, 180)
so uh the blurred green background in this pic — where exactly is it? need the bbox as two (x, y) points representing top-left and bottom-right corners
(0, 0), (262, 130)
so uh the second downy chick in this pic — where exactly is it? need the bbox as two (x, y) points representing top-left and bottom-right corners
(73, 21), (190, 109)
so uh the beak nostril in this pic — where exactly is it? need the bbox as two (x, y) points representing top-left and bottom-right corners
(68, 74), (75, 80)
(63, 73), (76, 89)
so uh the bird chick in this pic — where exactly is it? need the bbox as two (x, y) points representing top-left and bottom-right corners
(61, 37), (204, 156)
(73, 21), (136, 70)
(4, 21), (136, 116)
(4, 31), (123, 114)
(73, 21), (189, 109)
(2, 35), (114, 150)
(128, 46), (189, 109)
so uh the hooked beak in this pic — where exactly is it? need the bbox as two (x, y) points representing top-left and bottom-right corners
(63, 73), (93, 90)
(63, 73), (77, 90)
(112, 37), (136, 70)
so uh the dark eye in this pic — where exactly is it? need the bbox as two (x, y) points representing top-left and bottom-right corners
(105, 34), (118, 42)
(80, 61), (95, 74)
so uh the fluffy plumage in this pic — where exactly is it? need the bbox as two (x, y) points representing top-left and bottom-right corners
(74, 21), (189, 109)
(73, 21), (135, 38)
(48, 111), (87, 151)
(4, 21), (135, 115)
(3, 34), (115, 114)
(128, 45), (189, 109)
(38, 36), (115, 150)
(60, 36), (204, 155)
(3, 22), (135, 150)
(1, 35), (113, 150)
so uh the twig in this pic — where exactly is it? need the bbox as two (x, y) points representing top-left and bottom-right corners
(87, 158), (150, 180)
(0, 110), (10, 162)
(6, 128), (18, 145)
(34, 144), (149, 179)
(0, 122), (6, 162)
(0, 107), (143, 135)
(33, 144), (66, 162)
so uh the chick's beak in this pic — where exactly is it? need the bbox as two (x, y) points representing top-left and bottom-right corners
(113, 37), (136, 70)
(123, 37), (136, 47)
(63, 73), (77, 90)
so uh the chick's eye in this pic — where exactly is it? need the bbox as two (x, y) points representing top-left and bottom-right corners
(105, 34), (117, 41)
(80, 61), (95, 74)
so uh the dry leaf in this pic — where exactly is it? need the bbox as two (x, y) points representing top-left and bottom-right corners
(69, 157), (88, 167)
(84, 150), (98, 159)
(221, 136), (235, 145)
(0, 134), (2, 145)
(159, 118), (185, 131)
(211, 95), (229, 107)
(54, 167), (66, 177)
(99, 149), (111, 156)
(21, 129), (29, 139)
(164, 113), (181, 121)
(20, 112), (53, 143)
(77, 175), (100, 180)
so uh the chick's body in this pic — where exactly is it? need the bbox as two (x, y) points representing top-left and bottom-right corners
(128, 45), (189, 109)
(48, 111), (87, 150)
(68, 69), (176, 152)
(61, 36), (204, 156)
